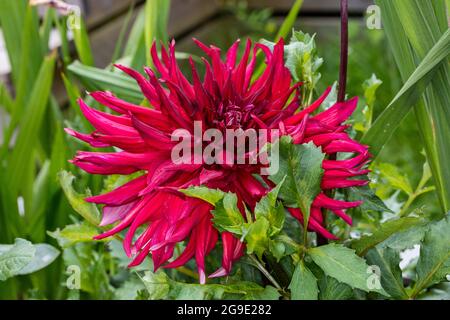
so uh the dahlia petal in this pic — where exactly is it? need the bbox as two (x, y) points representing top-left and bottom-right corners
(226, 39), (240, 69)
(90, 91), (165, 122)
(308, 217), (339, 240)
(323, 140), (368, 154)
(322, 152), (371, 170)
(86, 175), (147, 206)
(151, 41), (169, 78)
(314, 193), (362, 210)
(100, 200), (139, 226)
(65, 128), (111, 148)
(131, 116), (175, 150)
(232, 38), (252, 95)
(164, 231), (197, 269)
(304, 132), (350, 146)
(323, 169), (370, 179)
(313, 96), (358, 127)
(287, 208), (338, 240)
(321, 178), (369, 189)
(74, 151), (156, 170)
(219, 232), (237, 275)
(91, 133), (148, 153)
(78, 99), (138, 136)
(208, 267), (228, 278)
(71, 160), (138, 175)
(94, 203), (141, 240)
(194, 216), (219, 284)
(123, 196), (160, 257)
(114, 64), (158, 105)
(286, 86), (332, 125)
(331, 209), (353, 225)
(128, 245), (151, 267)
(290, 115), (309, 144)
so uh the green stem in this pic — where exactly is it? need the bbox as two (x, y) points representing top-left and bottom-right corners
(399, 186), (435, 217)
(176, 266), (199, 280)
(248, 254), (283, 291)
(253, 0), (304, 78)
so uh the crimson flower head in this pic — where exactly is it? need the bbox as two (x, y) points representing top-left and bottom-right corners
(67, 38), (370, 283)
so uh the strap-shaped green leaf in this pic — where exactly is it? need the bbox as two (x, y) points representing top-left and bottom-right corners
(5, 53), (56, 226)
(362, 28), (450, 155)
(68, 61), (144, 104)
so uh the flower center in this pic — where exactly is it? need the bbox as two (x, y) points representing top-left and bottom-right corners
(217, 102), (256, 130)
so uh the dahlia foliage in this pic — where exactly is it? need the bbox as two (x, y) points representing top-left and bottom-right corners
(67, 38), (370, 283)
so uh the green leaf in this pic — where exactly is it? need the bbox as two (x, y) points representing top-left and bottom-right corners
(377, 163), (413, 195)
(417, 282), (450, 300)
(264, 30), (323, 99)
(318, 276), (353, 300)
(308, 244), (386, 294)
(371, 0), (450, 212)
(141, 271), (280, 300)
(254, 177), (286, 236)
(5, 53), (56, 197)
(351, 217), (425, 256)
(16, 244), (59, 276)
(274, 0), (303, 41)
(141, 271), (171, 300)
(268, 239), (286, 261)
(366, 247), (408, 300)
(72, 13), (94, 66)
(145, 0), (171, 66)
(363, 74), (383, 109)
(380, 224), (428, 251)
(253, 0), (304, 78)
(245, 218), (270, 259)
(180, 186), (226, 206)
(0, 0), (27, 83)
(62, 243), (113, 297)
(0, 238), (58, 281)
(269, 137), (325, 234)
(68, 61), (143, 104)
(115, 276), (146, 300)
(289, 261), (318, 300)
(48, 222), (100, 248)
(412, 214), (450, 298)
(212, 193), (246, 235)
(362, 28), (450, 156)
(0, 239), (35, 281)
(355, 75), (383, 133)
(58, 171), (101, 226)
(110, 3), (136, 66)
(347, 186), (392, 213)
(123, 10), (146, 70)
(0, 82), (14, 113)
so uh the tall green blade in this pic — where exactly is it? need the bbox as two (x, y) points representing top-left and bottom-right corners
(145, 0), (171, 67)
(72, 13), (94, 66)
(371, 0), (450, 212)
(5, 53), (56, 236)
(362, 30), (450, 154)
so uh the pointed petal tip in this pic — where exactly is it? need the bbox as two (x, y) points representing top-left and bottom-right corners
(198, 268), (206, 285)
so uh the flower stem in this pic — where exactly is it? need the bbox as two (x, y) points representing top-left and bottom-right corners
(399, 186), (435, 217)
(319, 0), (349, 245)
(337, 0), (349, 103)
(177, 266), (199, 280)
(248, 254), (283, 291)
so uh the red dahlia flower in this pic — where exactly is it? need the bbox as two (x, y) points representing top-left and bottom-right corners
(67, 39), (370, 283)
